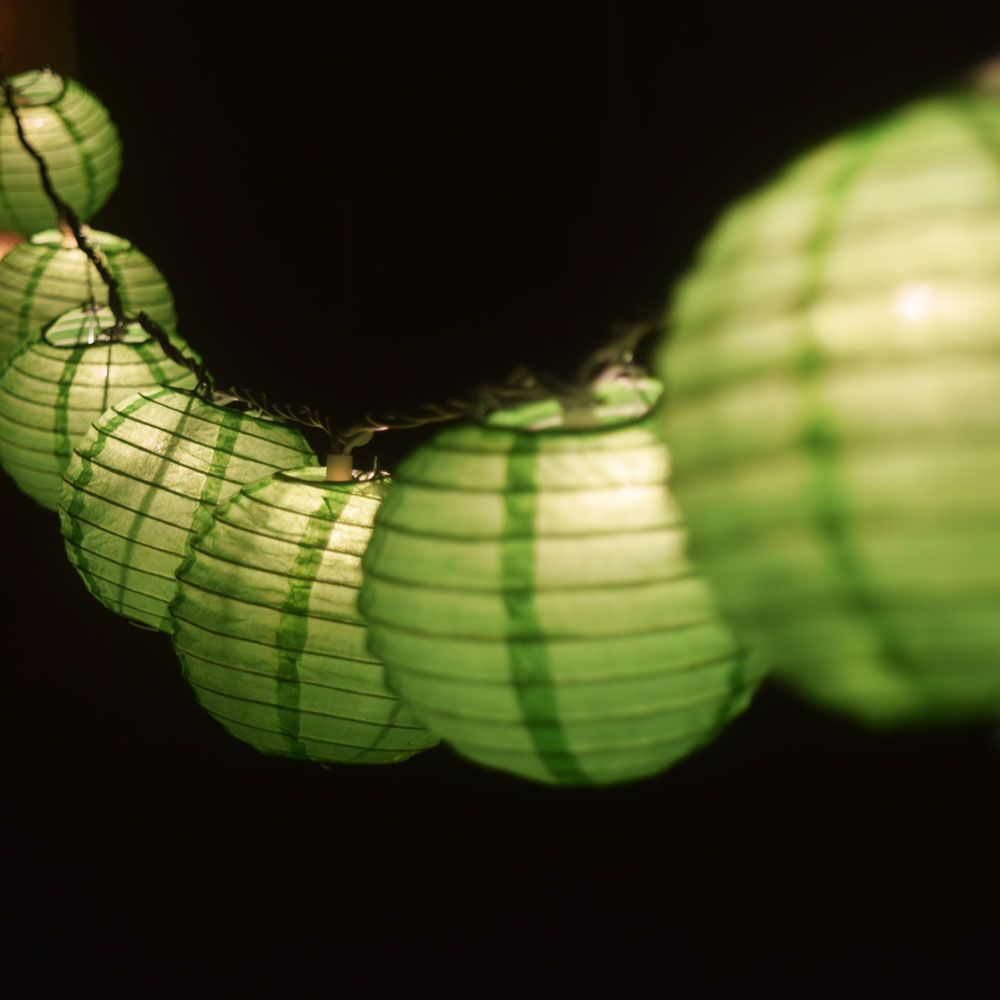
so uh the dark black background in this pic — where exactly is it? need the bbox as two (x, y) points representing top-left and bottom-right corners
(3, 2), (1000, 996)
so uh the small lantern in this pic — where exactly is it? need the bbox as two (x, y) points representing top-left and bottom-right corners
(360, 377), (755, 786)
(0, 69), (121, 235)
(0, 227), (177, 364)
(658, 69), (1000, 725)
(0, 305), (196, 511)
(172, 467), (440, 764)
(59, 386), (316, 632)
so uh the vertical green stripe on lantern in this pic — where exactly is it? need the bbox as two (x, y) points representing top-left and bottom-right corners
(171, 467), (439, 764)
(360, 377), (756, 786)
(501, 432), (589, 785)
(659, 73), (1000, 725)
(59, 386), (316, 632)
(0, 306), (197, 511)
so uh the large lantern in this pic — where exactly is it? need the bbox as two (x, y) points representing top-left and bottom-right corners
(60, 386), (316, 632)
(172, 468), (440, 764)
(658, 71), (1000, 726)
(0, 305), (195, 511)
(0, 69), (121, 235)
(360, 378), (755, 786)
(0, 228), (177, 364)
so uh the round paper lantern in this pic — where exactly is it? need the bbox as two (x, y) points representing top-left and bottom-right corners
(172, 468), (440, 764)
(360, 378), (756, 786)
(60, 386), (316, 632)
(0, 69), (121, 234)
(658, 74), (1000, 726)
(0, 227), (177, 364)
(0, 305), (195, 511)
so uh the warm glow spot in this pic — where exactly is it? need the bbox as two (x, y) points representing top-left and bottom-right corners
(894, 282), (933, 324)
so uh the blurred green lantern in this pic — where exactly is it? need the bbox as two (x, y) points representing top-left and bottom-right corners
(658, 69), (1000, 726)
(360, 377), (755, 786)
(172, 467), (440, 764)
(0, 227), (177, 364)
(0, 68), (121, 235)
(60, 386), (316, 632)
(0, 305), (195, 511)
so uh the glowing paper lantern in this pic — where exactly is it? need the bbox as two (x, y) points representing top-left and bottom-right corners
(0, 69), (121, 234)
(172, 468), (440, 763)
(60, 386), (316, 632)
(0, 305), (195, 511)
(360, 378), (755, 786)
(0, 228), (177, 364)
(659, 74), (1000, 725)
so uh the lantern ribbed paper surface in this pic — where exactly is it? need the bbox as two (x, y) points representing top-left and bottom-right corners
(360, 379), (755, 786)
(59, 387), (315, 632)
(0, 306), (195, 511)
(172, 468), (440, 764)
(0, 228), (177, 364)
(0, 69), (121, 235)
(659, 77), (1000, 725)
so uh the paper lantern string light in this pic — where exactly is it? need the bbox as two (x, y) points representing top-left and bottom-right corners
(360, 371), (758, 786)
(658, 63), (1000, 726)
(171, 467), (441, 764)
(0, 304), (197, 510)
(0, 68), (121, 235)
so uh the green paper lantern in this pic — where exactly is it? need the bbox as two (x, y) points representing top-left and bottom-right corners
(0, 305), (196, 511)
(59, 386), (316, 632)
(172, 468), (440, 764)
(658, 75), (1000, 725)
(0, 227), (177, 364)
(360, 378), (756, 786)
(0, 69), (121, 235)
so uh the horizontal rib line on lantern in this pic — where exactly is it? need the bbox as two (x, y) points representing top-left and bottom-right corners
(186, 678), (430, 731)
(386, 471), (668, 497)
(369, 516), (683, 543)
(190, 517), (372, 567)
(678, 511), (1000, 556)
(363, 611), (728, 643)
(173, 645), (395, 696)
(102, 392), (313, 449)
(666, 346), (1000, 403)
(94, 417), (304, 472)
(59, 490), (213, 539)
(174, 576), (371, 628)
(241, 490), (379, 529)
(369, 648), (745, 687)
(65, 450), (271, 505)
(64, 560), (177, 597)
(657, 428), (1000, 480)
(199, 705), (419, 755)
(429, 728), (722, 759)
(171, 620), (383, 667)
(390, 684), (748, 726)
(362, 565), (701, 596)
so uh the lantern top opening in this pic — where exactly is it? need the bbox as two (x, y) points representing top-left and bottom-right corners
(30, 227), (132, 254)
(484, 376), (663, 434)
(42, 305), (149, 348)
(1, 68), (66, 108)
(276, 465), (390, 496)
